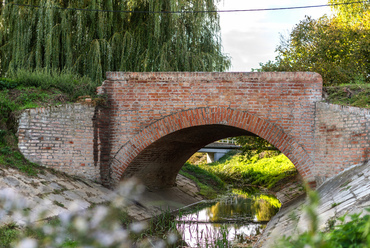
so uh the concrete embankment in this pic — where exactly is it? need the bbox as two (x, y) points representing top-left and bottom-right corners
(0, 166), (202, 224)
(255, 160), (370, 248)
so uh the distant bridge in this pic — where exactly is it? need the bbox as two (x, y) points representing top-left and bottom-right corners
(198, 142), (241, 163)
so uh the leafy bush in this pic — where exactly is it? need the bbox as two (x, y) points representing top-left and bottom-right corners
(0, 78), (18, 90)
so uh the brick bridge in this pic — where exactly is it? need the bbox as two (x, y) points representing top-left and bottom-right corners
(18, 72), (370, 189)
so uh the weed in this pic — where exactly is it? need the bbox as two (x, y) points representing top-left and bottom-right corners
(274, 188), (370, 248)
(53, 201), (65, 208)
(0, 130), (7, 144)
(340, 180), (351, 188)
(52, 189), (65, 195)
(0, 223), (19, 248)
(331, 202), (341, 208)
(0, 147), (12, 155)
(326, 217), (337, 231)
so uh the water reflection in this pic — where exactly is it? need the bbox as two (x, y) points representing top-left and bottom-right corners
(176, 193), (280, 247)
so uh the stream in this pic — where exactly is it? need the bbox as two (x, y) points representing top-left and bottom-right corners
(175, 192), (280, 247)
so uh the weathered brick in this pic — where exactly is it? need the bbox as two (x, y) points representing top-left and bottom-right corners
(17, 72), (369, 189)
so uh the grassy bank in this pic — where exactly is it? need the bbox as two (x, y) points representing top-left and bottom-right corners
(324, 83), (370, 108)
(181, 151), (297, 198)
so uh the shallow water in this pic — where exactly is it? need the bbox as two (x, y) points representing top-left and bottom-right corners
(176, 193), (280, 247)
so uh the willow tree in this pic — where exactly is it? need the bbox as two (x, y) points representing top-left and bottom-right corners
(0, 0), (231, 81)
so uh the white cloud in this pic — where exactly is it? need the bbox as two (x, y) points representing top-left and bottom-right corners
(217, 0), (332, 71)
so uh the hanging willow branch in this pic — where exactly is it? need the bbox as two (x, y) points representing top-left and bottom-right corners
(0, 0), (231, 82)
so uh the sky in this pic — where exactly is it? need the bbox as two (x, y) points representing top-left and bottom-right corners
(217, 0), (333, 72)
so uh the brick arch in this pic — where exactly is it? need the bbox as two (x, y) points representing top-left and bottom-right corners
(109, 107), (315, 188)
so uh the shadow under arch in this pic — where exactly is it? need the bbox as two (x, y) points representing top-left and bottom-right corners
(109, 107), (315, 188)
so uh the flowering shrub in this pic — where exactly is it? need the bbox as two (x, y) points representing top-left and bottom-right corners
(0, 179), (178, 248)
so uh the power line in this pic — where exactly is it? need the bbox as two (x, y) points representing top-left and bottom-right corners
(6, 1), (368, 14)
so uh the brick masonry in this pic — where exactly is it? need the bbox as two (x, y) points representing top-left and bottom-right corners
(100, 72), (322, 188)
(17, 104), (101, 182)
(314, 102), (370, 184)
(16, 72), (369, 188)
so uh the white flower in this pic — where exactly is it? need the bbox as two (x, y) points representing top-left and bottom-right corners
(42, 225), (54, 235)
(59, 212), (72, 226)
(90, 206), (108, 228)
(15, 238), (37, 248)
(112, 228), (129, 242)
(95, 231), (115, 246)
(130, 222), (147, 233)
(68, 201), (82, 213)
(167, 232), (178, 244)
(74, 216), (88, 233)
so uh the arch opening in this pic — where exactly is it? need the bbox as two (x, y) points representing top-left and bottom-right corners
(111, 108), (316, 189)
(121, 125), (269, 189)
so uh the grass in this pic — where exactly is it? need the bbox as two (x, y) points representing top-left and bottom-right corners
(0, 224), (19, 248)
(180, 151), (298, 201)
(324, 83), (370, 108)
(179, 162), (226, 199)
(331, 202), (341, 208)
(198, 153), (297, 189)
(8, 69), (98, 101)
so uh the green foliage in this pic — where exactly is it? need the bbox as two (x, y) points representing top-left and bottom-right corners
(0, 129), (7, 144)
(0, 0), (231, 82)
(324, 84), (370, 108)
(234, 136), (279, 161)
(0, 78), (18, 90)
(180, 162), (225, 198)
(325, 211), (370, 247)
(200, 153), (297, 189)
(0, 223), (19, 248)
(259, 10), (370, 86)
(10, 69), (97, 101)
(329, 0), (370, 23)
(0, 148), (40, 176)
(275, 190), (370, 248)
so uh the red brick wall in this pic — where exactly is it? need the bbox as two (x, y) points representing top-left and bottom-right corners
(314, 103), (370, 184)
(16, 72), (369, 189)
(100, 72), (322, 187)
(17, 104), (101, 182)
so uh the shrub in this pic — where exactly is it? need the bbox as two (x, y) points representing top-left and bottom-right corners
(0, 179), (179, 248)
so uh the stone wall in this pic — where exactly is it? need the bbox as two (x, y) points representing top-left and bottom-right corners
(314, 102), (370, 185)
(17, 104), (100, 182)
